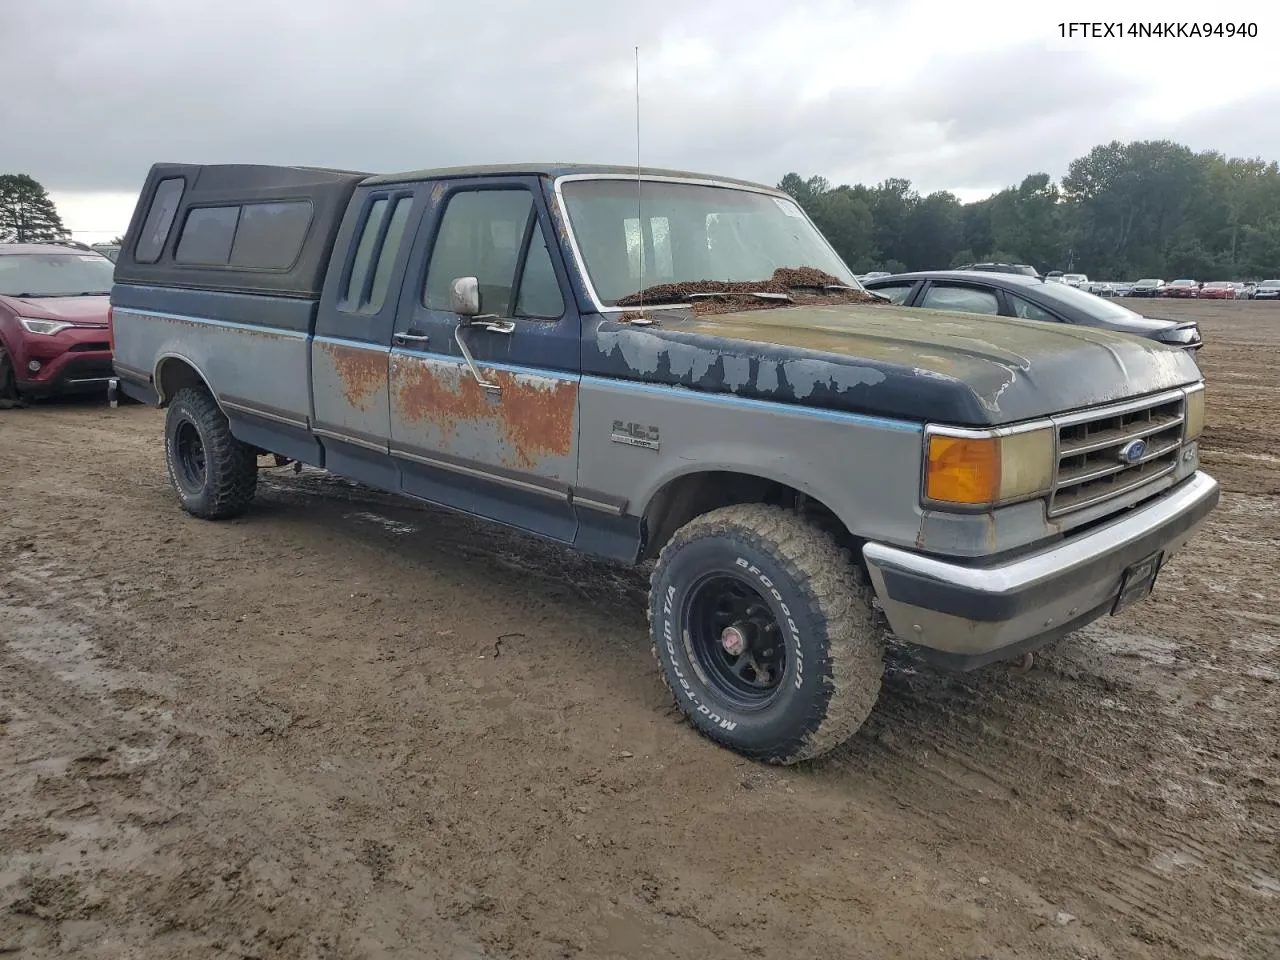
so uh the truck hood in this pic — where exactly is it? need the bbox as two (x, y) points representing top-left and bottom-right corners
(0, 294), (111, 325)
(587, 302), (1202, 427)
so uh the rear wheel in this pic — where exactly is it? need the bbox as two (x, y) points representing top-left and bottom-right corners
(164, 387), (258, 519)
(649, 504), (886, 764)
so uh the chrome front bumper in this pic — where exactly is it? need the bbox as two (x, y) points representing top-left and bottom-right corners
(862, 471), (1220, 669)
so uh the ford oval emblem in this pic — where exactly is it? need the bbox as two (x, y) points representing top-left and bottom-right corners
(1118, 438), (1148, 464)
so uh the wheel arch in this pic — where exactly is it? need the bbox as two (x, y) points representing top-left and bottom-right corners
(639, 467), (857, 561)
(154, 353), (220, 409)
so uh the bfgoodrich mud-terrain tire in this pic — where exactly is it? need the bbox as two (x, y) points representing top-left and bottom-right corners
(164, 387), (258, 519)
(649, 504), (886, 764)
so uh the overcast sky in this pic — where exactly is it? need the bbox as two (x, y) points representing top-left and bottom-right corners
(4, 0), (1277, 241)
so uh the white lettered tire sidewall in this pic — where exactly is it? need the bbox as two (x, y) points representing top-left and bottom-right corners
(652, 518), (857, 762)
(165, 396), (207, 508)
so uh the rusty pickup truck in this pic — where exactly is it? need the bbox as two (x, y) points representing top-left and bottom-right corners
(111, 162), (1219, 764)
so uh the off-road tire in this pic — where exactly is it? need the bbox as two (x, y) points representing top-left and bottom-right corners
(164, 387), (258, 519)
(649, 504), (886, 764)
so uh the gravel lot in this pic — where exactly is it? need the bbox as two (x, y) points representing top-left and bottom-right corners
(1, 300), (1276, 959)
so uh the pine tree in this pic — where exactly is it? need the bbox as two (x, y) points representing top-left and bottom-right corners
(0, 174), (70, 243)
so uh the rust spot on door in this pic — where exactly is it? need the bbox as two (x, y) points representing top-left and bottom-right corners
(392, 356), (576, 469)
(322, 342), (385, 411)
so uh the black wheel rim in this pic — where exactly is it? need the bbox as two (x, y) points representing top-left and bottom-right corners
(683, 572), (787, 710)
(174, 420), (207, 493)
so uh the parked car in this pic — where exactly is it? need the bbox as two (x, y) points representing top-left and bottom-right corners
(1086, 281), (1116, 296)
(862, 270), (1203, 354)
(1162, 279), (1199, 298)
(1127, 279), (1165, 297)
(1113, 282), (1134, 297)
(1044, 270), (1065, 282)
(1254, 280), (1280, 300)
(1199, 281), (1237, 300)
(91, 242), (122, 263)
(111, 161), (1216, 765)
(955, 262), (1040, 277)
(0, 244), (116, 406)
(1063, 273), (1089, 288)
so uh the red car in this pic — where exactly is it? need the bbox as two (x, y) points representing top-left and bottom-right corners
(1198, 281), (1236, 300)
(1161, 278), (1200, 298)
(0, 244), (116, 406)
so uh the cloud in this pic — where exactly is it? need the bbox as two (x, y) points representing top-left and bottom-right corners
(4, 0), (1278, 223)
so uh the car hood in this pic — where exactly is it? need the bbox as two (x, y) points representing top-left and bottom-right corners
(0, 294), (111, 324)
(587, 302), (1202, 427)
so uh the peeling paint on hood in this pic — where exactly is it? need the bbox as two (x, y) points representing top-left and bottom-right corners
(585, 302), (1202, 427)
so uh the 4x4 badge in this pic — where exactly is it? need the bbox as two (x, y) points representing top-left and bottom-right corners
(611, 420), (660, 451)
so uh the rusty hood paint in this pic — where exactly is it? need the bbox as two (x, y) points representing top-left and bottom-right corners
(586, 302), (1203, 427)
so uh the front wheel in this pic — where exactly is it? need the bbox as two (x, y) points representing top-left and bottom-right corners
(0, 340), (24, 409)
(164, 387), (258, 519)
(649, 504), (886, 764)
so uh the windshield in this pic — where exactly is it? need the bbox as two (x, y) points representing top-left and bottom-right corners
(1170, 279), (1195, 286)
(559, 178), (858, 306)
(1033, 279), (1150, 321)
(1134, 279), (1159, 286)
(1261, 280), (1280, 288)
(0, 253), (116, 297)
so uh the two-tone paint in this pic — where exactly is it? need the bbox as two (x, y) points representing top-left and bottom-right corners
(112, 163), (1219, 668)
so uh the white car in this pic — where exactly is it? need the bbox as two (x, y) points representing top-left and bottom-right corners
(1063, 273), (1089, 288)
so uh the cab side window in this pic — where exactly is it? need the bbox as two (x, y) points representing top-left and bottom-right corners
(341, 194), (414, 314)
(423, 189), (564, 320)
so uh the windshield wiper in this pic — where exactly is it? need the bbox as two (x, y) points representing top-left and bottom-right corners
(73, 291), (111, 297)
(10, 292), (56, 298)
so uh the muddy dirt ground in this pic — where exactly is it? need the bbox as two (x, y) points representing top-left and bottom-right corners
(1, 301), (1277, 959)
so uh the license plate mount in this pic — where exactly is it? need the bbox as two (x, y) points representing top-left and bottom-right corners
(1111, 551), (1164, 615)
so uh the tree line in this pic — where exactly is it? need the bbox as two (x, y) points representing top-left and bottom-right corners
(7, 139), (1280, 280)
(780, 139), (1280, 281)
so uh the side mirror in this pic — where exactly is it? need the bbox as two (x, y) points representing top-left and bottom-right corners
(450, 276), (480, 317)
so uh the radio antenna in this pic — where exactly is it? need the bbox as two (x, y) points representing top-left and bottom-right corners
(635, 45), (643, 312)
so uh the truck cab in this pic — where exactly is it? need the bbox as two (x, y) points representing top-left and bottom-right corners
(110, 162), (1219, 765)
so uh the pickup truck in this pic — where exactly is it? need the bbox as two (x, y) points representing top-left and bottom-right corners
(111, 162), (1219, 765)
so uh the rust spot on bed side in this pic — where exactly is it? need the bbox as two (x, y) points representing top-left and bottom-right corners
(321, 342), (384, 411)
(392, 356), (576, 469)
(159, 314), (285, 339)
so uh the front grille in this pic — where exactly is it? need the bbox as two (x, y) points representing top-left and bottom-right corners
(1049, 391), (1185, 517)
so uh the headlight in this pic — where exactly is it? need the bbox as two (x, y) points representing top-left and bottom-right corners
(1184, 384), (1205, 440)
(923, 423), (1055, 509)
(18, 317), (73, 336)
(1164, 327), (1200, 345)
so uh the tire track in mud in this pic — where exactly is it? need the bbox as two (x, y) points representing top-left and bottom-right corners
(1, 561), (501, 960)
(2, 304), (1278, 959)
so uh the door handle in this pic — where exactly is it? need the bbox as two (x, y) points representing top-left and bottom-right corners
(471, 319), (516, 335)
(393, 331), (430, 346)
